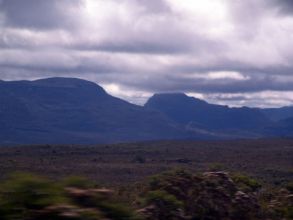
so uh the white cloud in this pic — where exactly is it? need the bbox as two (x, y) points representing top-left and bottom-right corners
(102, 83), (152, 105)
(204, 91), (293, 108)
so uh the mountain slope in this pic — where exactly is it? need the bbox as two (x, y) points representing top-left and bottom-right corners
(261, 106), (293, 121)
(263, 117), (293, 137)
(145, 93), (272, 137)
(2, 78), (293, 144)
(0, 78), (200, 145)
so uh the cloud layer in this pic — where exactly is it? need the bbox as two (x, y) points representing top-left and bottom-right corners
(0, 0), (293, 107)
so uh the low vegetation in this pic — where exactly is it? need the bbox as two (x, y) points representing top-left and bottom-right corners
(0, 140), (292, 219)
(0, 170), (292, 220)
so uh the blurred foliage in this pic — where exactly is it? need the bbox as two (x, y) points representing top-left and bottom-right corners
(62, 176), (95, 189)
(0, 173), (139, 220)
(285, 181), (293, 193)
(0, 170), (291, 220)
(0, 173), (64, 219)
(208, 163), (226, 172)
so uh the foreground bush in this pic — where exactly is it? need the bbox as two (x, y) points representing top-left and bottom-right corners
(137, 170), (292, 220)
(0, 171), (291, 219)
(137, 170), (261, 220)
(0, 174), (139, 220)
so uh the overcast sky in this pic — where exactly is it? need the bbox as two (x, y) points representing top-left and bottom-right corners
(1, 0), (293, 107)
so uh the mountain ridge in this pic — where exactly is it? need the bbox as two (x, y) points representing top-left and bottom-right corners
(0, 77), (208, 144)
(145, 93), (272, 131)
(1, 77), (293, 144)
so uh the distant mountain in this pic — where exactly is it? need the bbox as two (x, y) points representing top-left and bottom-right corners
(263, 117), (293, 137)
(0, 78), (204, 145)
(145, 93), (272, 137)
(1, 77), (293, 145)
(261, 106), (293, 121)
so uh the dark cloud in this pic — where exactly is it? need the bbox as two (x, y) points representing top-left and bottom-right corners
(0, 0), (82, 30)
(0, 52), (125, 75)
(71, 32), (216, 55)
(0, 0), (293, 107)
(117, 73), (293, 94)
(271, 0), (293, 15)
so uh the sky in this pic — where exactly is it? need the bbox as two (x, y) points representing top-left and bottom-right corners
(1, 0), (293, 107)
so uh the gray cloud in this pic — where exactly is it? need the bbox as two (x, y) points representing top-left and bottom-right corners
(271, 0), (293, 15)
(126, 0), (171, 14)
(0, 0), (82, 30)
(0, 0), (293, 107)
(110, 72), (293, 94)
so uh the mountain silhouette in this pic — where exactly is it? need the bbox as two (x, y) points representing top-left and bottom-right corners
(1, 78), (293, 144)
(0, 78), (201, 144)
(261, 106), (293, 121)
(145, 93), (272, 137)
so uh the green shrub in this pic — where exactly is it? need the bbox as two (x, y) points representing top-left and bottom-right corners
(97, 202), (141, 220)
(232, 173), (262, 192)
(145, 190), (183, 208)
(143, 190), (183, 219)
(0, 173), (140, 220)
(208, 163), (226, 171)
(0, 173), (65, 219)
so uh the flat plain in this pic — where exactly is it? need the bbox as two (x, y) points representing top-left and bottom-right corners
(0, 139), (292, 186)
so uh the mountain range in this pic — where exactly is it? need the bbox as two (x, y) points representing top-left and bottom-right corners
(1, 77), (293, 144)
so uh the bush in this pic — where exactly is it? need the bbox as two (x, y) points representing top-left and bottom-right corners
(0, 173), (140, 220)
(0, 173), (64, 219)
(141, 190), (183, 219)
(232, 173), (262, 192)
(145, 190), (183, 208)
